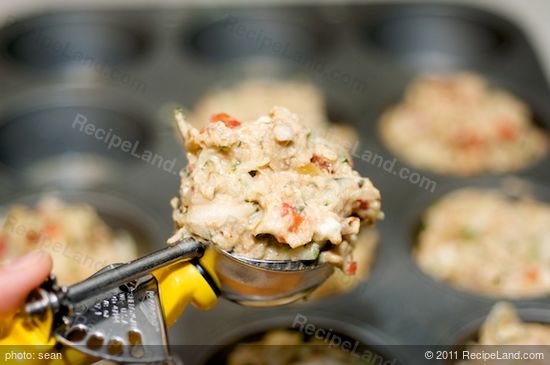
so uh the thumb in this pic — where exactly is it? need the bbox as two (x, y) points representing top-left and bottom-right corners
(0, 251), (52, 319)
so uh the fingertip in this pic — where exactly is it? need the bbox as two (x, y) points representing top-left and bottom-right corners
(34, 250), (53, 276)
(6, 250), (52, 273)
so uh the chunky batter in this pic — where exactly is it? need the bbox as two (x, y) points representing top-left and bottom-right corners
(415, 188), (550, 298)
(170, 107), (382, 273)
(228, 330), (375, 365)
(460, 303), (550, 364)
(380, 73), (547, 175)
(1, 197), (138, 285)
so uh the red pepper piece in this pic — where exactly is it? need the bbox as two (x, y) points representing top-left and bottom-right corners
(347, 261), (358, 275)
(210, 113), (241, 128)
(311, 154), (333, 172)
(281, 203), (304, 233)
(498, 122), (517, 141)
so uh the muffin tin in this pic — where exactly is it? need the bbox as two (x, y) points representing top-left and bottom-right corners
(445, 304), (550, 364)
(194, 314), (403, 365)
(0, 3), (549, 364)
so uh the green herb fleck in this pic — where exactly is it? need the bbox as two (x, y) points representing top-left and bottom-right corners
(460, 226), (477, 240)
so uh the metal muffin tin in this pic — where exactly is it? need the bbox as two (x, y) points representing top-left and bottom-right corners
(0, 2), (548, 364)
(192, 314), (403, 365)
(444, 304), (550, 365)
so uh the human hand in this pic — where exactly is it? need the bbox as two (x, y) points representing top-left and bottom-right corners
(0, 251), (52, 319)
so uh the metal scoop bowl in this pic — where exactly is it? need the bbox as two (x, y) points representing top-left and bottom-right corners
(211, 242), (334, 306)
